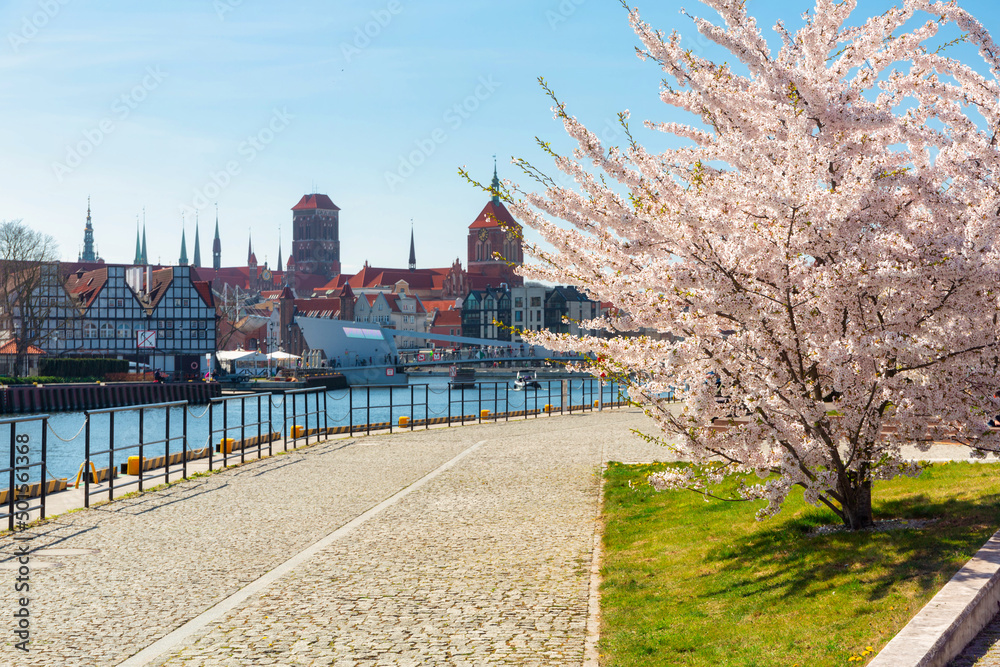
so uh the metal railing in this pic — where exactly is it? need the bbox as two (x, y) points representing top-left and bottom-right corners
(0, 377), (634, 522)
(208, 392), (274, 468)
(84, 400), (188, 507)
(284, 387), (328, 448)
(1, 414), (49, 530)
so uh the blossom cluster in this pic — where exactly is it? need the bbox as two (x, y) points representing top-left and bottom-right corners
(511, 0), (1000, 525)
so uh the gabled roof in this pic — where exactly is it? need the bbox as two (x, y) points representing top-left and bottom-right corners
(292, 194), (340, 211)
(294, 297), (342, 319)
(145, 268), (174, 310)
(469, 200), (519, 230)
(64, 267), (108, 311)
(430, 308), (461, 327)
(192, 280), (215, 308)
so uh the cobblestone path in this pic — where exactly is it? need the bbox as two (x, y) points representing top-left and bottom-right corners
(0, 409), (664, 666)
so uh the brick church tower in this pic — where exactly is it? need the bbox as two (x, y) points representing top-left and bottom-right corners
(291, 193), (341, 278)
(467, 166), (522, 286)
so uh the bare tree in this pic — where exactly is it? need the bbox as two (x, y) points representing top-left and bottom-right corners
(0, 220), (62, 377)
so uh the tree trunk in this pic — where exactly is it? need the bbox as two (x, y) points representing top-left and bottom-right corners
(841, 475), (874, 530)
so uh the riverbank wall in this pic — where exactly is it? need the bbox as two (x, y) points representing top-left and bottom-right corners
(0, 381), (221, 414)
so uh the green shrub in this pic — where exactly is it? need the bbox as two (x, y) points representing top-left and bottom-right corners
(39, 357), (128, 378)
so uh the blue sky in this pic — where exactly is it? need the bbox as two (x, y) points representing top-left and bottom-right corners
(2, 0), (999, 273)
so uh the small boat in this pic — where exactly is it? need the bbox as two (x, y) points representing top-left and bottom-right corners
(512, 371), (541, 391)
(449, 367), (476, 389)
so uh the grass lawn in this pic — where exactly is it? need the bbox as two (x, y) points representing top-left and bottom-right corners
(599, 461), (1000, 666)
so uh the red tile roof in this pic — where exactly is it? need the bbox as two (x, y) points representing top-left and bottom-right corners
(0, 341), (45, 355)
(292, 194), (340, 211)
(469, 201), (519, 230)
(193, 280), (215, 308)
(64, 267), (108, 311)
(431, 308), (461, 327)
(294, 297), (342, 319)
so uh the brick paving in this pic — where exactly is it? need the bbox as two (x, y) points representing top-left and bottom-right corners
(0, 408), (669, 666)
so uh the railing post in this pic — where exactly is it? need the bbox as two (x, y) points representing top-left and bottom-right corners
(84, 412), (91, 508)
(8, 423), (15, 529)
(448, 384), (451, 426)
(366, 386), (371, 436)
(102, 413), (113, 502)
(505, 381), (509, 421)
(208, 400), (215, 471)
(182, 402), (188, 479)
(389, 386), (394, 434)
(282, 392), (288, 451)
(165, 404), (171, 485)
(40, 417), (48, 520)
(425, 385), (429, 430)
(138, 407), (145, 493)
(323, 390), (329, 436)
(410, 385), (414, 431)
(268, 394), (274, 456)
(224, 398), (231, 464)
(478, 383), (482, 423)
(349, 388), (354, 437)
(257, 394), (262, 459)
(240, 395), (246, 464)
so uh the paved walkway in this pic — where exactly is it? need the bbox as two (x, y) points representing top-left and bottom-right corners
(0, 408), (673, 666)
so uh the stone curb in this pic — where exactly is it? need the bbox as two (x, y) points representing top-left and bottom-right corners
(869, 529), (1000, 667)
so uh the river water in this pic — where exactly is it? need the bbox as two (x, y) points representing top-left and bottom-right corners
(4, 376), (628, 482)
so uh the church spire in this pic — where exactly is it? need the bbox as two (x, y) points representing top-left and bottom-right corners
(212, 206), (221, 270)
(277, 228), (283, 273)
(80, 197), (97, 262)
(247, 233), (255, 265)
(491, 156), (500, 205)
(134, 216), (142, 265)
(140, 209), (148, 265)
(408, 221), (416, 271)
(179, 219), (189, 265)
(193, 214), (202, 268)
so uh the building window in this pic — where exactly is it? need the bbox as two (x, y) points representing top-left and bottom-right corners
(530, 296), (542, 307)
(100, 322), (114, 339)
(116, 298), (124, 307)
(117, 323), (130, 339)
(83, 323), (98, 339)
(515, 312), (522, 322)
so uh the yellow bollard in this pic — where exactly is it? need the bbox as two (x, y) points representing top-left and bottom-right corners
(398, 416), (410, 427)
(218, 438), (235, 454)
(480, 409), (490, 420)
(594, 400), (599, 408)
(544, 404), (553, 414)
(291, 425), (305, 438)
(127, 456), (142, 476)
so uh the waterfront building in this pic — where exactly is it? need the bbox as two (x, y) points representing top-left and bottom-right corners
(34, 264), (217, 378)
(460, 284), (602, 343)
(353, 289), (427, 350)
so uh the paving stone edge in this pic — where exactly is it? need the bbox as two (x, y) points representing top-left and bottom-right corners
(869, 529), (1000, 667)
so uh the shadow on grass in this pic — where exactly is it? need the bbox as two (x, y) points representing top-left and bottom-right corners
(705, 491), (1000, 605)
